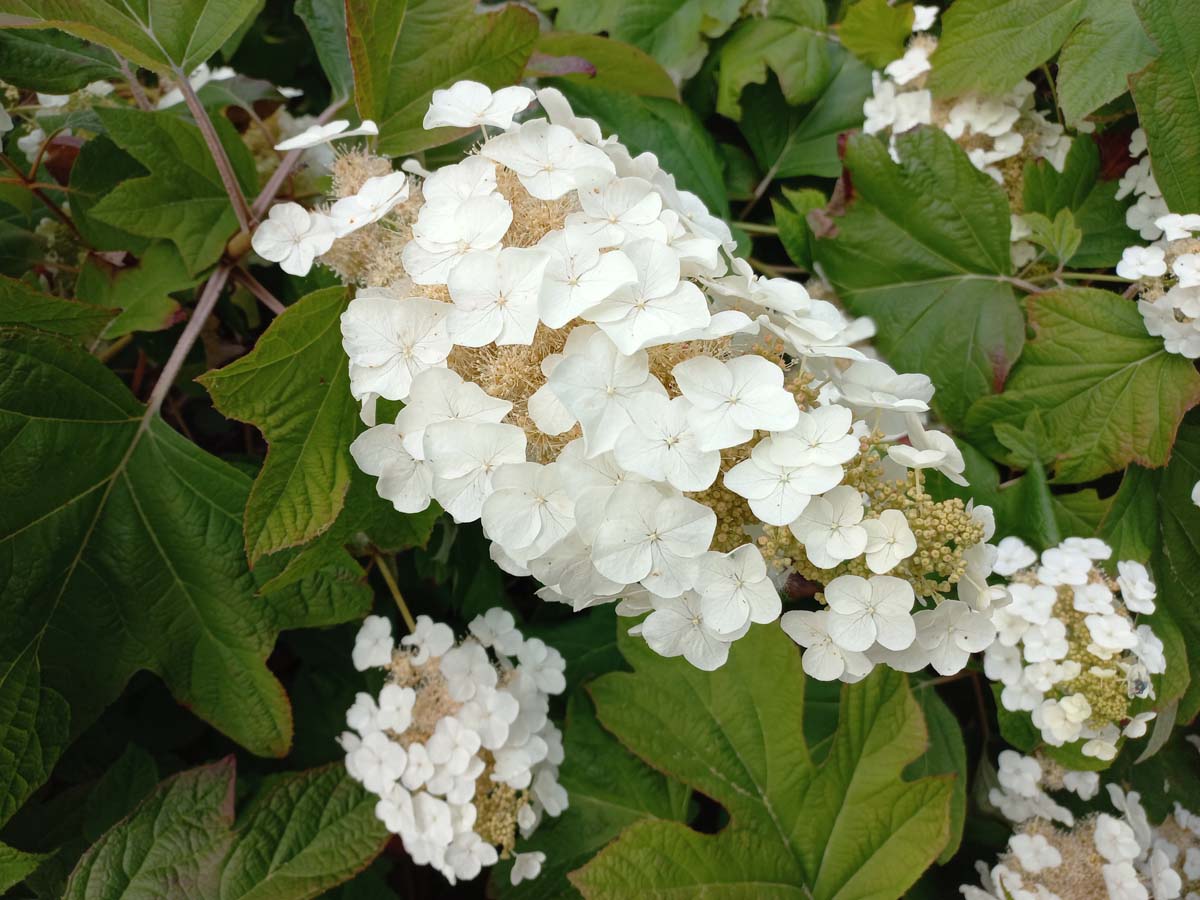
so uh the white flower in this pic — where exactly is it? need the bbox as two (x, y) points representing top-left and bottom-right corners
(862, 509), (917, 574)
(614, 394), (720, 491)
(996, 750), (1042, 797)
(639, 592), (738, 670)
(510, 851), (545, 886)
(1023, 619), (1069, 662)
(1062, 769), (1100, 800)
(537, 228), (637, 328)
(1062, 537), (1112, 560)
(481, 118), (614, 199)
(781, 609), (872, 681)
(1008, 583), (1057, 626)
(251, 202), (336, 276)
(1123, 711), (1157, 739)
(422, 155), (498, 204)
(424, 80), (535, 130)
(377, 683), (416, 732)
(586, 238), (710, 353)
(537, 86), (605, 144)
(445, 831), (498, 883)
(1037, 546), (1092, 586)
(1073, 582), (1115, 614)
(424, 420), (527, 523)
(994, 536), (1037, 576)
(456, 684), (520, 749)
(884, 45), (932, 85)
(441, 644), (498, 703)
(468, 608), (523, 657)
(1136, 624), (1167, 674)
(393, 366), (512, 459)
(888, 415), (967, 485)
(447, 247), (551, 346)
(915, 599), (996, 675)
(1193, 479), (1200, 507)
(482, 462), (574, 561)
(694, 545), (781, 634)
(329, 171), (410, 237)
(1117, 245), (1168, 280)
(1032, 694), (1090, 745)
(835, 359), (932, 437)
(274, 118), (378, 151)
(1086, 612), (1139, 658)
(403, 194), (513, 284)
(352, 730), (408, 794)
(772, 404), (860, 466)
(518, 637), (567, 694)
(1173, 253), (1200, 288)
(592, 484), (715, 596)
(353, 615), (394, 670)
(673, 354), (799, 452)
(912, 4), (938, 30)
(402, 615), (456, 664)
(1148, 847), (1181, 900)
(547, 327), (666, 456)
(1095, 813), (1142, 863)
(723, 437), (842, 526)
(789, 485), (869, 569)
(1117, 561), (1157, 613)
(341, 295), (453, 401)
(824, 573), (916, 652)
(1008, 833), (1061, 873)
(350, 422), (434, 512)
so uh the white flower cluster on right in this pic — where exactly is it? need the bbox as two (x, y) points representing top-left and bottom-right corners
(965, 749), (1200, 900)
(339, 609), (566, 886)
(1115, 128), (1200, 360)
(984, 536), (1165, 761)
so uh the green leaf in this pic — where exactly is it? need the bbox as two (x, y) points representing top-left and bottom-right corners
(928, 0), (1084, 97)
(772, 186), (826, 270)
(1097, 466), (1160, 565)
(89, 107), (258, 274)
(740, 46), (871, 179)
(0, 29), (121, 92)
(571, 626), (953, 899)
(812, 129), (1024, 429)
(1130, 0), (1200, 216)
(68, 136), (151, 255)
(0, 274), (115, 340)
(552, 81), (729, 216)
(492, 690), (691, 898)
(1019, 209), (1082, 266)
(200, 287), (359, 566)
(0, 221), (44, 278)
(0, 0), (264, 73)
(906, 686), (967, 864)
(1056, 0), (1155, 123)
(716, 11), (832, 121)
(295, 0), (354, 103)
(965, 288), (1200, 483)
(81, 744), (158, 842)
(524, 606), (625, 694)
(64, 759), (387, 900)
(0, 841), (51, 893)
(1154, 421), (1200, 720)
(346, 0), (539, 157)
(531, 32), (679, 100)
(75, 242), (198, 338)
(838, 0), (915, 68)
(604, 0), (744, 78)
(0, 330), (369, 824)
(1022, 137), (1134, 269)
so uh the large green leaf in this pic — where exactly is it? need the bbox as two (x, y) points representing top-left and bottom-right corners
(715, 6), (832, 121)
(928, 0), (1084, 97)
(0, 0), (263, 73)
(1056, 0), (1155, 124)
(0, 841), (50, 893)
(0, 275), (115, 340)
(740, 47), (871, 179)
(89, 107), (258, 275)
(553, 81), (729, 217)
(812, 129), (1025, 429)
(0, 330), (369, 827)
(1154, 421), (1200, 720)
(75, 242), (198, 338)
(0, 29), (121, 92)
(64, 759), (387, 900)
(837, 0), (914, 68)
(531, 32), (678, 100)
(965, 288), (1200, 483)
(1023, 137), (1133, 269)
(1130, 0), (1200, 216)
(201, 287), (359, 566)
(68, 136), (151, 256)
(571, 626), (953, 899)
(295, 0), (354, 103)
(492, 690), (691, 898)
(592, 0), (743, 78)
(346, 0), (539, 157)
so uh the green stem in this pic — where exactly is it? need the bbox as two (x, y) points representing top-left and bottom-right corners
(375, 553), (416, 632)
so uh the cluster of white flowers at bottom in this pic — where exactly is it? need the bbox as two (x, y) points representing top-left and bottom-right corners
(1114, 129), (1200, 359)
(984, 537), (1164, 762)
(965, 749), (1200, 900)
(340, 609), (565, 886)
(324, 81), (1004, 678)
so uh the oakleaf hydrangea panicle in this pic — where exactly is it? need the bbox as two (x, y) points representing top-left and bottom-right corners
(341, 610), (566, 885)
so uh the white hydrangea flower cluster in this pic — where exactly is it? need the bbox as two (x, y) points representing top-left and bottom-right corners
(311, 81), (1006, 678)
(861, 8), (1071, 187)
(966, 752), (1200, 900)
(1114, 129), (1200, 359)
(340, 609), (566, 886)
(984, 536), (1165, 761)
